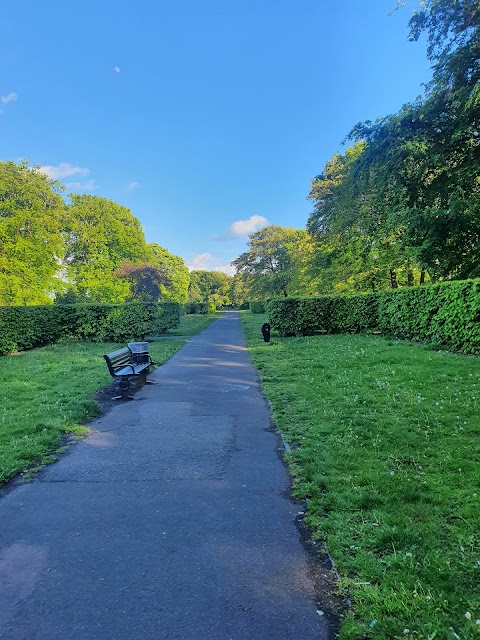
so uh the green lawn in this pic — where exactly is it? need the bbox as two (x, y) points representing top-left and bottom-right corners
(0, 323), (209, 485)
(164, 311), (220, 336)
(241, 312), (480, 640)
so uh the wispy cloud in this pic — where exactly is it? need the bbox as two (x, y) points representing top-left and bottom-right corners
(187, 253), (235, 275)
(1, 92), (17, 104)
(39, 162), (90, 180)
(66, 179), (97, 192)
(214, 214), (269, 241)
(126, 181), (140, 191)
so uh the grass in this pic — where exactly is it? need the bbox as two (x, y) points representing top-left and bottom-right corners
(164, 312), (220, 336)
(241, 312), (480, 640)
(0, 311), (221, 484)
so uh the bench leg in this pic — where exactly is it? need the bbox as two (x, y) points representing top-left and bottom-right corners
(113, 377), (134, 401)
(140, 372), (156, 385)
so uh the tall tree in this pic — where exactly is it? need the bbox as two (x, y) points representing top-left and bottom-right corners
(346, 0), (480, 280)
(0, 161), (65, 305)
(115, 261), (170, 302)
(188, 270), (232, 307)
(63, 195), (148, 302)
(232, 225), (309, 298)
(147, 243), (190, 303)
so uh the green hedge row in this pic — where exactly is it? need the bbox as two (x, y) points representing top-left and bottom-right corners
(183, 302), (209, 315)
(249, 301), (267, 314)
(267, 280), (480, 354)
(0, 302), (181, 356)
(183, 302), (217, 315)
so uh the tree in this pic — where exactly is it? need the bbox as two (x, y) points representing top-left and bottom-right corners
(63, 195), (148, 302)
(344, 0), (480, 280)
(0, 161), (65, 305)
(147, 244), (190, 303)
(115, 261), (170, 302)
(232, 225), (309, 298)
(188, 270), (232, 307)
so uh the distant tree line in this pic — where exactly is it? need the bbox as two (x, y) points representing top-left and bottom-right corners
(233, 0), (480, 299)
(0, 161), (236, 308)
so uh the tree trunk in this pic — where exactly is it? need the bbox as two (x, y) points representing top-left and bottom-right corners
(389, 268), (398, 289)
(419, 270), (426, 285)
(407, 269), (414, 287)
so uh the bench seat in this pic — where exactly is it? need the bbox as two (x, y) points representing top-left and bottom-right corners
(103, 345), (155, 400)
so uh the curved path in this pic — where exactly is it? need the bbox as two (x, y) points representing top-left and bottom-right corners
(0, 311), (329, 639)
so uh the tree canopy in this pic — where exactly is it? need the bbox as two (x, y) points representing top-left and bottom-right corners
(0, 161), (65, 305)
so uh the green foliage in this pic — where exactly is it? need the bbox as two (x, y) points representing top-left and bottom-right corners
(0, 302), (181, 355)
(267, 280), (480, 353)
(378, 279), (480, 354)
(115, 261), (170, 302)
(249, 300), (267, 314)
(63, 194), (148, 302)
(304, 1), (480, 290)
(183, 302), (209, 315)
(0, 305), (68, 354)
(232, 225), (312, 298)
(0, 161), (66, 305)
(188, 270), (232, 307)
(147, 243), (190, 303)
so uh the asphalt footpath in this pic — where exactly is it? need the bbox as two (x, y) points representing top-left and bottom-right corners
(0, 311), (330, 640)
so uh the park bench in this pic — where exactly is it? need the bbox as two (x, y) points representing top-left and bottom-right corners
(103, 343), (156, 400)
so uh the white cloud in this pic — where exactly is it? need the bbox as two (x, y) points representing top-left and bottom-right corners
(217, 262), (235, 276)
(230, 215), (269, 236)
(187, 253), (235, 275)
(126, 181), (140, 191)
(1, 92), (17, 104)
(66, 179), (97, 192)
(214, 214), (269, 241)
(39, 162), (90, 180)
(114, 66), (121, 73)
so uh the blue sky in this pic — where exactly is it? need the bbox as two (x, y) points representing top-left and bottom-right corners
(1, 1), (432, 274)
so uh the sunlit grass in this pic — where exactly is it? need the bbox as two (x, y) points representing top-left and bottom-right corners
(241, 311), (480, 640)
(164, 311), (220, 336)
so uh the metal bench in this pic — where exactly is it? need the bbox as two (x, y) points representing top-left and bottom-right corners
(103, 345), (156, 400)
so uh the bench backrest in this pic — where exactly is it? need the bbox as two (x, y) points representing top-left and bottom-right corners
(103, 347), (133, 376)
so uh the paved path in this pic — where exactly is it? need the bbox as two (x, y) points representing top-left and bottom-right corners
(0, 312), (329, 639)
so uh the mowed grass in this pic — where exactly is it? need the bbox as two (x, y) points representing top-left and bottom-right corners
(241, 312), (480, 640)
(0, 327), (197, 484)
(164, 312), (220, 336)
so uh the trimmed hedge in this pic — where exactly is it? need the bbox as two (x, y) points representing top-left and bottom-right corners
(183, 302), (209, 315)
(267, 280), (480, 354)
(0, 302), (181, 355)
(249, 301), (267, 314)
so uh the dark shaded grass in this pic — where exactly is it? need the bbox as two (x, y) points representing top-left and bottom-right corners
(241, 312), (480, 640)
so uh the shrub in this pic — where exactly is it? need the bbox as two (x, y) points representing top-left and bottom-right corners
(378, 280), (480, 353)
(249, 301), (267, 314)
(0, 306), (65, 354)
(266, 280), (480, 354)
(183, 302), (209, 315)
(0, 302), (181, 355)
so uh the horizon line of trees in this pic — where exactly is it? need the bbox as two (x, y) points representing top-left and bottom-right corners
(0, 160), (237, 308)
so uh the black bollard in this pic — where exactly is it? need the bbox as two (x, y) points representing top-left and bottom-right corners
(261, 323), (271, 343)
